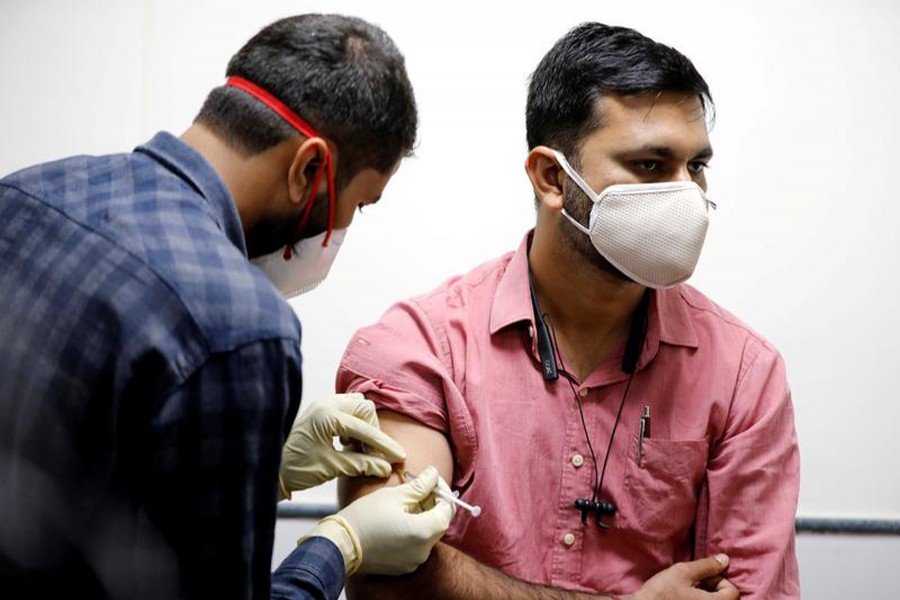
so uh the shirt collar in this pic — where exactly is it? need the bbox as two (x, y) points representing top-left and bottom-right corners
(627, 287), (698, 376)
(489, 232), (535, 335)
(135, 132), (247, 256)
(489, 230), (699, 350)
(649, 286), (699, 350)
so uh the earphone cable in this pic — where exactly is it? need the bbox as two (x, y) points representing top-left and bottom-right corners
(545, 314), (600, 501)
(596, 370), (634, 501)
(546, 314), (634, 504)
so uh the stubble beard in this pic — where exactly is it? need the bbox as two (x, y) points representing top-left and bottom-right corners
(245, 190), (331, 259)
(561, 183), (632, 284)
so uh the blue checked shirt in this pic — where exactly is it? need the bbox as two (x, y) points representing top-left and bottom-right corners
(0, 132), (343, 600)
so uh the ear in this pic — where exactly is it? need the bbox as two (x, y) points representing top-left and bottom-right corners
(287, 137), (330, 207)
(524, 146), (566, 210)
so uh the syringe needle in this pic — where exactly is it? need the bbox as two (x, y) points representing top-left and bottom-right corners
(403, 471), (482, 517)
(433, 486), (482, 517)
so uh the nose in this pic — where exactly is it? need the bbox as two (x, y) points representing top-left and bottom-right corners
(672, 166), (693, 182)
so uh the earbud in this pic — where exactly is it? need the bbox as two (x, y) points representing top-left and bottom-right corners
(574, 497), (617, 529)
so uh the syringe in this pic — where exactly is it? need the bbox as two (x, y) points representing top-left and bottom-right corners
(403, 471), (482, 517)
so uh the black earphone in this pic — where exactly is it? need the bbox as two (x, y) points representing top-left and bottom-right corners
(574, 498), (618, 526)
(528, 272), (647, 381)
(529, 270), (649, 529)
(529, 275), (559, 381)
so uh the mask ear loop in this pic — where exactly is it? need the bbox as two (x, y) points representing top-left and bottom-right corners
(323, 154), (335, 245)
(550, 149), (600, 202)
(225, 75), (337, 256)
(551, 149), (602, 235)
(286, 147), (334, 258)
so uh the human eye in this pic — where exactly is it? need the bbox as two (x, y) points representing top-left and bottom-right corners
(634, 160), (660, 172)
(688, 161), (710, 174)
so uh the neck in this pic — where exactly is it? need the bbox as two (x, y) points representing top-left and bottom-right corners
(180, 123), (290, 232)
(529, 223), (646, 378)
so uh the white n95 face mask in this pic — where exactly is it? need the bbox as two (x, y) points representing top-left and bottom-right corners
(251, 228), (347, 298)
(553, 149), (716, 289)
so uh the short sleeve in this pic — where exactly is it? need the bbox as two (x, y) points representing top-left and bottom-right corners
(337, 299), (454, 434)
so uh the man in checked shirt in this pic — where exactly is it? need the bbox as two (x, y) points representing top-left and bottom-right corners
(0, 13), (453, 600)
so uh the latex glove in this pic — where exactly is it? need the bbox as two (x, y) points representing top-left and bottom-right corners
(299, 466), (455, 575)
(279, 393), (406, 498)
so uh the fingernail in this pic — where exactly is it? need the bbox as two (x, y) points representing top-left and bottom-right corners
(715, 554), (729, 566)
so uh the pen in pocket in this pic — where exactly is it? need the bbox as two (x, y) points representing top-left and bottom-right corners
(638, 404), (651, 461)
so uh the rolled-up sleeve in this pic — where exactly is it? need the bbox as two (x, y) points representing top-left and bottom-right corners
(336, 299), (453, 434)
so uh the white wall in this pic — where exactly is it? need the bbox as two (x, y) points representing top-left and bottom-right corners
(3, 0), (899, 591)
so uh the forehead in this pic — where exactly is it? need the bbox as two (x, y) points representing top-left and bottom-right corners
(579, 91), (711, 159)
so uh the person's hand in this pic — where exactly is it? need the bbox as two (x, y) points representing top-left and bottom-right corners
(625, 555), (739, 600)
(300, 466), (456, 575)
(279, 393), (405, 498)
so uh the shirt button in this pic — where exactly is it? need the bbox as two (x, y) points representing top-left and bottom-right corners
(578, 389), (588, 398)
(563, 533), (576, 546)
(528, 325), (535, 338)
(572, 454), (584, 468)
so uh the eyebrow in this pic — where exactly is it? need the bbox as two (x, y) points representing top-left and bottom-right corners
(620, 145), (714, 160)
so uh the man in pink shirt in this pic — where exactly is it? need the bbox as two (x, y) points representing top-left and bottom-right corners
(337, 22), (799, 600)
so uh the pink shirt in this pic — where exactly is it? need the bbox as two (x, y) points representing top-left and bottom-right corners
(337, 233), (800, 599)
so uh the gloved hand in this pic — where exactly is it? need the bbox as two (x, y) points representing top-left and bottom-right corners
(279, 393), (406, 499)
(299, 466), (456, 575)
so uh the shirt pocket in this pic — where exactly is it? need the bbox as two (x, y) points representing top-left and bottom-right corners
(619, 435), (709, 542)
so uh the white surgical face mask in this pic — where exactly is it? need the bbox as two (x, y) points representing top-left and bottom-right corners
(251, 228), (347, 298)
(553, 149), (715, 289)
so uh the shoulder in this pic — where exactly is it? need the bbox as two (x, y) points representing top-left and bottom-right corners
(677, 284), (782, 369)
(2, 151), (301, 353)
(404, 251), (516, 320)
(137, 226), (301, 354)
(1, 151), (145, 222)
(340, 251), (514, 373)
(348, 251), (515, 351)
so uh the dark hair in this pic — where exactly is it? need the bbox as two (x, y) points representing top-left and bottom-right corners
(195, 14), (417, 186)
(526, 22), (713, 166)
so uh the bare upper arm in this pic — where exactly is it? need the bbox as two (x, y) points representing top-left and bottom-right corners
(338, 409), (454, 507)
